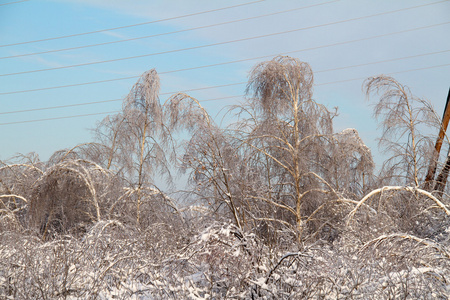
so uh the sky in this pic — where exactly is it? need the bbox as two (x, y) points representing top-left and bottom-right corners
(0, 0), (449, 168)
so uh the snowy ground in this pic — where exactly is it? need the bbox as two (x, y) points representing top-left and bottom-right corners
(1, 221), (449, 299)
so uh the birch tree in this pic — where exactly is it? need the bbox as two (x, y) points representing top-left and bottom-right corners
(365, 75), (439, 187)
(165, 93), (247, 229)
(240, 56), (374, 242)
(94, 70), (174, 226)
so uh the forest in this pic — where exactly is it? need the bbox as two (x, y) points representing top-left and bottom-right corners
(1, 56), (449, 299)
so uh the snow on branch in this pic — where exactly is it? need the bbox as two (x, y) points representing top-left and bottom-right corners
(346, 186), (450, 225)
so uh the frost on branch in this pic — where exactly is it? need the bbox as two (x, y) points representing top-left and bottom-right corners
(1, 61), (450, 299)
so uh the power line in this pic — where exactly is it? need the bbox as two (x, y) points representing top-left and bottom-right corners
(0, 95), (244, 125)
(200, 95), (243, 102)
(315, 49), (450, 73)
(1, 20), (448, 78)
(0, 1), (339, 60)
(1, 22), (448, 96)
(0, 95), (243, 115)
(0, 111), (119, 126)
(1, 48), (448, 114)
(2, 16), (449, 78)
(3, 0), (441, 60)
(387, 63), (450, 75)
(0, 0), (264, 47)
(0, 98), (122, 115)
(1, 63), (449, 126)
(2, 0), (446, 54)
(315, 62), (450, 86)
(0, 0), (29, 6)
(0, 76), (139, 95)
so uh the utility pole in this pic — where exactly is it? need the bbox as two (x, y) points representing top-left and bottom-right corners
(424, 87), (450, 189)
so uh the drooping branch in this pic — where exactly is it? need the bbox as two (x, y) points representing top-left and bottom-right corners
(346, 186), (450, 225)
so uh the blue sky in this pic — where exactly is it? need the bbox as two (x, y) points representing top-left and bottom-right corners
(1, 0), (449, 167)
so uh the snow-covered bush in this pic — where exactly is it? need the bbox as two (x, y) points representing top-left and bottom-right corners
(1, 61), (450, 299)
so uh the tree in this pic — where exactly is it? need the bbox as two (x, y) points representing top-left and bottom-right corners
(95, 69), (175, 226)
(238, 56), (376, 243)
(93, 113), (128, 171)
(359, 76), (449, 238)
(170, 56), (374, 243)
(0, 153), (43, 232)
(165, 93), (246, 229)
(365, 75), (439, 187)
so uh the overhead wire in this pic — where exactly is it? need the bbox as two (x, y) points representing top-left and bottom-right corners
(0, 1), (340, 60)
(1, 48), (449, 114)
(0, 21), (448, 94)
(0, 0), (265, 47)
(0, 96), (244, 125)
(0, 0), (29, 6)
(0, 111), (120, 126)
(315, 63), (450, 86)
(0, 98), (122, 115)
(0, 95), (243, 115)
(1, 0), (446, 54)
(1, 62), (449, 126)
(1, 1), (448, 124)
(315, 49), (450, 73)
(2, 0), (444, 60)
(2, 15), (449, 77)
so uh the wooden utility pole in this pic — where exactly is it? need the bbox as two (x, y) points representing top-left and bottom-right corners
(424, 87), (450, 187)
